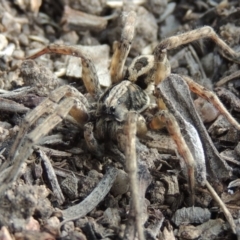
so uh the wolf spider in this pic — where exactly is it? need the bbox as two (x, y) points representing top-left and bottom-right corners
(1, 10), (240, 233)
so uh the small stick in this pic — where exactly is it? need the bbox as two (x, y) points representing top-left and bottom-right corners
(38, 149), (65, 205)
(0, 97), (30, 113)
(215, 70), (240, 87)
(62, 6), (108, 32)
(60, 168), (118, 229)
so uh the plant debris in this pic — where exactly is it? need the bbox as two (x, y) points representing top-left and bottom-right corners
(1, 0), (240, 239)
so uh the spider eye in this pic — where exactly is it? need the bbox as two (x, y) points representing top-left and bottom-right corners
(110, 106), (115, 114)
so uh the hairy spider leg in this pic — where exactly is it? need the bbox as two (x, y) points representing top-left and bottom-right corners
(27, 44), (102, 99)
(110, 11), (136, 83)
(0, 86), (88, 196)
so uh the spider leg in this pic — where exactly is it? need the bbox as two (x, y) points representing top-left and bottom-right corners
(0, 86), (89, 196)
(145, 25), (238, 233)
(153, 48), (171, 86)
(124, 112), (145, 240)
(148, 45), (196, 195)
(125, 55), (154, 83)
(182, 75), (240, 130)
(155, 26), (240, 64)
(205, 181), (236, 234)
(84, 122), (104, 158)
(149, 110), (196, 200)
(7, 85), (89, 164)
(149, 105), (237, 233)
(153, 34), (240, 130)
(110, 11), (136, 84)
(27, 44), (102, 99)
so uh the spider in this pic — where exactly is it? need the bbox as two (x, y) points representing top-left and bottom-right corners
(0, 10), (240, 234)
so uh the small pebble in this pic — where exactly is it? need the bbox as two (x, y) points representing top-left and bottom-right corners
(111, 169), (129, 196)
(0, 34), (8, 51)
(194, 98), (219, 123)
(0, 43), (15, 57)
(12, 49), (25, 59)
(18, 33), (29, 46)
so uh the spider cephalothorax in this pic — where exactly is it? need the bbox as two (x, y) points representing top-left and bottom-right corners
(97, 80), (150, 121)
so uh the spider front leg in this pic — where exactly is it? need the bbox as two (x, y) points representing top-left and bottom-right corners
(0, 85), (89, 196)
(27, 44), (102, 99)
(155, 26), (240, 64)
(110, 11), (136, 84)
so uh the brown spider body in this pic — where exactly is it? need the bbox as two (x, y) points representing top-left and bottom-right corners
(3, 13), (240, 190)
